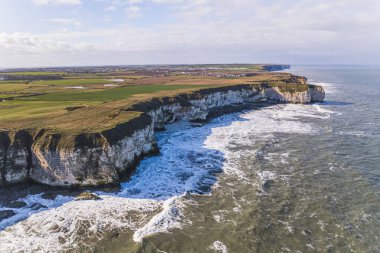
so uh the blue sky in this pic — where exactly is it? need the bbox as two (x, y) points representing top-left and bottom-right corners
(0, 0), (379, 67)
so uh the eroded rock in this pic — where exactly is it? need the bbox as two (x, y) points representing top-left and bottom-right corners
(75, 192), (101, 201)
(0, 210), (15, 221)
(6, 201), (27, 208)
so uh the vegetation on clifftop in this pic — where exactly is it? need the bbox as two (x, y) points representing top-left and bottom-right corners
(0, 64), (309, 136)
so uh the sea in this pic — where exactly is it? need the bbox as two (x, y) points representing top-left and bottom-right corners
(0, 66), (379, 252)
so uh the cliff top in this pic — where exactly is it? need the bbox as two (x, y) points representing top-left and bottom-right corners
(0, 64), (307, 134)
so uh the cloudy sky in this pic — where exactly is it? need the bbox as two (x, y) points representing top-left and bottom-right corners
(0, 0), (379, 67)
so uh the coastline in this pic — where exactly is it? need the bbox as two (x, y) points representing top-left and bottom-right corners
(0, 99), (331, 252)
(0, 81), (325, 188)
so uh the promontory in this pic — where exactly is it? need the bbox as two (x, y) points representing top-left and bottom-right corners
(0, 64), (325, 187)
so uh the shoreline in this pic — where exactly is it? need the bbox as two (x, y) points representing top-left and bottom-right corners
(0, 101), (331, 252)
(0, 80), (325, 188)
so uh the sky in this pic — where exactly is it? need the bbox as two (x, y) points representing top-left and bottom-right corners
(0, 0), (379, 68)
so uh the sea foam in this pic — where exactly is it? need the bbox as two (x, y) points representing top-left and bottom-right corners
(0, 103), (334, 251)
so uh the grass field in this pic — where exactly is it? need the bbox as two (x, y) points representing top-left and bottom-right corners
(0, 64), (300, 132)
(0, 71), (65, 76)
(29, 78), (110, 86)
(22, 84), (211, 101)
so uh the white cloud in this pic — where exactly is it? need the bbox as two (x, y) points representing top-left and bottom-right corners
(105, 5), (117, 11)
(126, 5), (142, 18)
(100, 0), (144, 14)
(31, 0), (82, 6)
(2, 0), (380, 67)
(151, 0), (186, 4)
(0, 33), (73, 57)
(127, 0), (143, 4)
(48, 18), (82, 26)
(31, 0), (49, 5)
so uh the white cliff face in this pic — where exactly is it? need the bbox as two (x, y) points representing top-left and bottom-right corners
(262, 87), (325, 104)
(30, 89), (263, 186)
(1, 85), (325, 187)
(30, 147), (119, 186)
(148, 103), (184, 129)
(187, 89), (259, 120)
(31, 125), (155, 187)
(4, 148), (29, 184)
(106, 125), (156, 174)
(149, 88), (264, 125)
(309, 86), (326, 102)
(263, 87), (311, 103)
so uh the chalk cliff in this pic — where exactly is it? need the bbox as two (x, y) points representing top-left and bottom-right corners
(0, 82), (325, 187)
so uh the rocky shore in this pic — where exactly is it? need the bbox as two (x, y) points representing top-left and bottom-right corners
(0, 82), (325, 187)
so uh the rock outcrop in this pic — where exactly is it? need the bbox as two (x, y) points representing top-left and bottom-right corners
(263, 85), (325, 103)
(0, 82), (325, 187)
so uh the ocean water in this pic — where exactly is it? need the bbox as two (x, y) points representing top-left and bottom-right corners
(0, 66), (379, 252)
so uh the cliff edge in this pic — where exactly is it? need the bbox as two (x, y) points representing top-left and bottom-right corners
(0, 80), (325, 187)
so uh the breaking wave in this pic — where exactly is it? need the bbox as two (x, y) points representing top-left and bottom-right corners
(309, 81), (340, 94)
(0, 103), (334, 252)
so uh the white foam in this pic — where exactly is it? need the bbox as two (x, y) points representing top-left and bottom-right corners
(278, 220), (294, 233)
(337, 130), (371, 137)
(133, 196), (184, 242)
(264, 152), (290, 165)
(0, 194), (73, 230)
(0, 103), (333, 251)
(318, 220), (326, 231)
(212, 210), (228, 223)
(0, 119), (228, 249)
(113, 121), (225, 201)
(209, 241), (228, 253)
(309, 81), (340, 94)
(213, 214), (222, 223)
(204, 104), (329, 181)
(257, 171), (277, 186)
(0, 196), (161, 252)
(313, 104), (334, 114)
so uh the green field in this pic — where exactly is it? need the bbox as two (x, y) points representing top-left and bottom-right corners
(0, 65), (300, 132)
(0, 71), (65, 76)
(22, 84), (210, 101)
(28, 78), (111, 86)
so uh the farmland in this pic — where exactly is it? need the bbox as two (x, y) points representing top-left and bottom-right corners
(0, 64), (297, 132)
